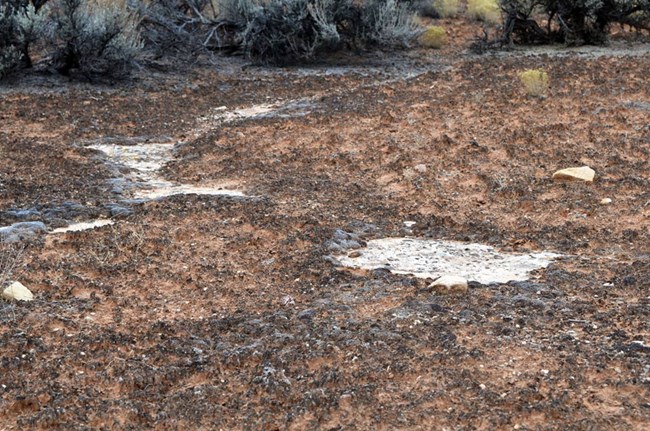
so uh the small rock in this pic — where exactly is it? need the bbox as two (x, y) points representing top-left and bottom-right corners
(348, 251), (362, 258)
(600, 198), (612, 205)
(325, 240), (343, 252)
(106, 204), (133, 217)
(338, 239), (363, 250)
(2, 281), (34, 301)
(333, 229), (352, 241)
(429, 275), (468, 294)
(297, 309), (316, 321)
(552, 166), (595, 182)
(402, 168), (416, 180)
(0, 221), (47, 242)
(323, 255), (341, 266)
(413, 164), (427, 173)
(6, 208), (41, 220)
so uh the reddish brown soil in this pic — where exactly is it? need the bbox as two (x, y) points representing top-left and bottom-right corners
(1, 19), (649, 430)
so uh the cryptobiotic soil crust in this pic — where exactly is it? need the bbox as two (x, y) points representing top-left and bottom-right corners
(1, 19), (649, 430)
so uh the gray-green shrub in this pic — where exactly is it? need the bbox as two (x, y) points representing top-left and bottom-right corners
(499, 0), (650, 45)
(221, 0), (420, 64)
(0, 1), (44, 77)
(44, 0), (143, 77)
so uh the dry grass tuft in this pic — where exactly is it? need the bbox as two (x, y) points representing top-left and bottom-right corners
(433, 0), (459, 17)
(467, 0), (500, 24)
(418, 25), (447, 49)
(519, 69), (549, 97)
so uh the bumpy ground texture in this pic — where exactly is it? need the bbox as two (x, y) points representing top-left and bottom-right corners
(1, 18), (649, 430)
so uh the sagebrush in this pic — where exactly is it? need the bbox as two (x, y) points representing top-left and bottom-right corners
(45, 0), (143, 76)
(227, 0), (420, 64)
(498, 0), (650, 45)
(0, 1), (44, 77)
(1, 0), (421, 78)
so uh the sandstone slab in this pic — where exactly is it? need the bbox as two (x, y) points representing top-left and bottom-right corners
(2, 281), (34, 301)
(552, 166), (595, 182)
(429, 275), (468, 294)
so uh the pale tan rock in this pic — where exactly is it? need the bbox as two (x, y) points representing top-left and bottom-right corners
(552, 166), (595, 182)
(429, 275), (468, 294)
(600, 198), (612, 205)
(2, 281), (34, 301)
(402, 168), (416, 180)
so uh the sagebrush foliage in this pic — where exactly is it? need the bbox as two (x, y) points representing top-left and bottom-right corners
(500, 0), (650, 45)
(1, 0), (420, 78)
(238, 0), (343, 64)
(138, 0), (224, 56)
(0, 0), (143, 78)
(0, 1), (44, 77)
(45, 0), (143, 76)
(226, 0), (419, 64)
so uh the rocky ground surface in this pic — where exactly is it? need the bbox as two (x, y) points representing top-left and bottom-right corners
(0, 19), (649, 430)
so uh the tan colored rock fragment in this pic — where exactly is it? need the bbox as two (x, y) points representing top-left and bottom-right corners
(2, 281), (34, 301)
(552, 166), (595, 182)
(429, 275), (468, 295)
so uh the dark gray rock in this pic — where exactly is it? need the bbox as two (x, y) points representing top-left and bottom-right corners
(297, 309), (317, 321)
(0, 221), (47, 242)
(105, 204), (134, 217)
(5, 208), (41, 220)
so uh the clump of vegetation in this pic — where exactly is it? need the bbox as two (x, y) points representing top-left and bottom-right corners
(432, 0), (459, 17)
(409, 0), (440, 18)
(492, 0), (650, 47)
(0, 243), (24, 290)
(0, 1), (44, 78)
(45, 0), (143, 77)
(419, 25), (447, 48)
(221, 0), (420, 64)
(235, 0), (341, 64)
(137, 0), (421, 64)
(1, 0), (422, 79)
(138, 0), (226, 57)
(519, 68), (549, 96)
(468, 0), (501, 24)
(361, 0), (421, 47)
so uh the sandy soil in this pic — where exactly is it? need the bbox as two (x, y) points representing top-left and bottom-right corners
(1, 19), (649, 430)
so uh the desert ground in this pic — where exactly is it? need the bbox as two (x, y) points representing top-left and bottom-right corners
(0, 18), (649, 430)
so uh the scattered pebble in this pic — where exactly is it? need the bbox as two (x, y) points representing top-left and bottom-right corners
(600, 198), (612, 205)
(2, 281), (34, 302)
(552, 166), (595, 182)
